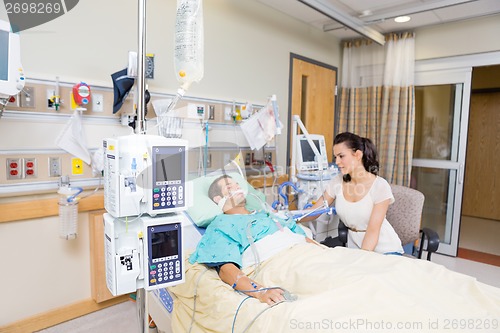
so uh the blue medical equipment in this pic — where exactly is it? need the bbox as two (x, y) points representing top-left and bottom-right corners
(271, 181), (302, 210)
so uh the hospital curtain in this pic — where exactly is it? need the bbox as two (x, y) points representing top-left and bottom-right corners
(338, 33), (415, 185)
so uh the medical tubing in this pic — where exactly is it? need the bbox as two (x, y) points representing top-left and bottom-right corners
(234, 287), (289, 333)
(73, 176), (102, 201)
(188, 267), (210, 333)
(232, 296), (252, 333)
(294, 204), (336, 221)
(66, 187), (83, 203)
(246, 219), (261, 278)
(150, 89), (185, 134)
(277, 181), (301, 207)
(247, 192), (270, 215)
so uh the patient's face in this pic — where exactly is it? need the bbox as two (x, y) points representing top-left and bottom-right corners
(216, 177), (246, 211)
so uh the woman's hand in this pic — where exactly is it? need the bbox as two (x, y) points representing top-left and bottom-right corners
(255, 288), (285, 305)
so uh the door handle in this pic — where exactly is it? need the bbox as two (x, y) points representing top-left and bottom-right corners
(458, 163), (464, 184)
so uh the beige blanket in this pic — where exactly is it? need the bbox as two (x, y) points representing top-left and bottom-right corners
(168, 244), (500, 333)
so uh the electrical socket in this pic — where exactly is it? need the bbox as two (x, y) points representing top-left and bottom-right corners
(49, 157), (61, 177)
(24, 158), (37, 178)
(6, 158), (22, 180)
(19, 86), (35, 108)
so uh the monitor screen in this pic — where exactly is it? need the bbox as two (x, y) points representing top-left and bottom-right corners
(150, 229), (179, 260)
(0, 30), (8, 81)
(154, 148), (183, 183)
(300, 139), (321, 162)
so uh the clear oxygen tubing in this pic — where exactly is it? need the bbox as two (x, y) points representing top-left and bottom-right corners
(188, 267), (210, 333)
(246, 218), (261, 279)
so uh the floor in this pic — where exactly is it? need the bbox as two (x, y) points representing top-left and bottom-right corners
(36, 216), (500, 333)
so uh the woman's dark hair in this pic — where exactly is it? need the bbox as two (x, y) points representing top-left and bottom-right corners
(333, 132), (379, 182)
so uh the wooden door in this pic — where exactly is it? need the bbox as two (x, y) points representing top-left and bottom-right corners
(288, 54), (337, 168)
(462, 92), (500, 220)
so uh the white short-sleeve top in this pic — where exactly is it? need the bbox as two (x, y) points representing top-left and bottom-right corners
(325, 174), (403, 254)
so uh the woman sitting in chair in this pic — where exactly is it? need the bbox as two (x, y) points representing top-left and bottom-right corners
(302, 132), (404, 255)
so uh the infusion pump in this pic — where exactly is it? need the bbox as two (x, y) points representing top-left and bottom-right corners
(103, 135), (189, 218)
(104, 213), (185, 296)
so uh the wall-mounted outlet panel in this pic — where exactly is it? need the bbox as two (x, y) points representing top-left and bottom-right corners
(224, 106), (232, 121)
(92, 93), (104, 112)
(208, 105), (215, 120)
(47, 88), (56, 109)
(6, 158), (22, 180)
(72, 158), (84, 175)
(24, 158), (37, 178)
(19, 86), (35, 108)
(49, 157), (61, 177)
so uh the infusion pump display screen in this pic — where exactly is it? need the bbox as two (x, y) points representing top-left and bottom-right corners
(151, 146), (186, 210)
(147, 223), (182, 287)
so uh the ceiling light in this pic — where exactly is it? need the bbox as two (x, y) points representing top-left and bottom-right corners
(394, 16), (411, 23)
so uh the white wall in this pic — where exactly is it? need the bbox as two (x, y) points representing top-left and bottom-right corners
(0, 0), (341, 326)
(414, 14), (500, 60)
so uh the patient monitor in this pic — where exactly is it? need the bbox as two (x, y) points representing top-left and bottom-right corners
(103, 134), (188, 217)
(0, 20), (25, 101)
(295, 134), (328, 172)
(104, 213), (186, 296)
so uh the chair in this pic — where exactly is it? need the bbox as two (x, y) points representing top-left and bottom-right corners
(336, 184), (440, 260)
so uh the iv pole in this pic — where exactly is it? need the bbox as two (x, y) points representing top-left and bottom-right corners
(136, 0), (147, 135)
(135, 0), (148, 332)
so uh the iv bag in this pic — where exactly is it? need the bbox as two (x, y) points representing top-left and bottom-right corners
(174, 0), (204, 90)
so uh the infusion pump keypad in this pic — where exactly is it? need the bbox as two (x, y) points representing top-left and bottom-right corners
(149, 257), (182, 286)
(153, 181), (184, 210)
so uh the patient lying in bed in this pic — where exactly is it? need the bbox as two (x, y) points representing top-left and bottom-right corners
(189, 174), (319, 305)
(169, 174), (500, 333)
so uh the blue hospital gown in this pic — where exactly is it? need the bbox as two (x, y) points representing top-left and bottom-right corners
(189, 211), (306, 268)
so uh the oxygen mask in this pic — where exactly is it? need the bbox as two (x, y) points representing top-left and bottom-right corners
(217, 189), (246, 210)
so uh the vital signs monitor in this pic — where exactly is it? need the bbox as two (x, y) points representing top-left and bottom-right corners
(295, 134), (328, 172)
(103, 134), (189, 218)
(0, 20), (25, 100)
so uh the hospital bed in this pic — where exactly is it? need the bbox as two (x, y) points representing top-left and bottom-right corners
(148, 174), (500, 333)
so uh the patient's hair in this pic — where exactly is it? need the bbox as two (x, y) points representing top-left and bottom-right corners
(208, 175), (232, 202)
(334, 132), (379, 182)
